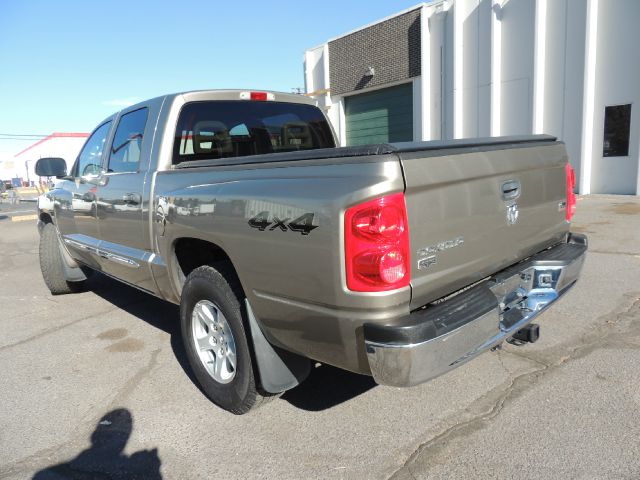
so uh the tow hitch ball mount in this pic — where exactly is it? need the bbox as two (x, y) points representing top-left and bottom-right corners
(507, 323), (540, 346)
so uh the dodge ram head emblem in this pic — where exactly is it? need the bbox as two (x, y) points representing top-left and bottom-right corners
(506, 204), (519, 225)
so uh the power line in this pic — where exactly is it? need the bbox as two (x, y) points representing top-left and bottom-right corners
(0, 137), (48, 141)
(0, 133), (48, 136)
(0, 132), (49, 142)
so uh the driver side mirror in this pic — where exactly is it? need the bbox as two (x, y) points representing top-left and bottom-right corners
(35, 157), (68, 178)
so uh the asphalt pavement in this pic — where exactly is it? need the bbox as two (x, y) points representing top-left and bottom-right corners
(0, 195), (639, 479)
(0, 200), (38, 222)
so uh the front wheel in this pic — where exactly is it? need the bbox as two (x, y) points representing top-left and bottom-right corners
(39, 222), (87, 295)
(180, 265), (270, 414)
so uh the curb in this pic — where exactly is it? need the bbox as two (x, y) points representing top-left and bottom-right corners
(10, 214), (38, 222)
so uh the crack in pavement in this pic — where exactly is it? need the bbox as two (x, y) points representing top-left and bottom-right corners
(108, 348), (161, 410)
(500, 348), (549, 370)
(0, 299), (149, 352)
(388, 293), (640, 480)
(388, 364), (533, 480)
(0, 315), (96, 353)
(2, 250), (39, 258)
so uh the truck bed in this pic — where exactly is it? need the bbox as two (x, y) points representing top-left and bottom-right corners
(170, 134), (567, 312)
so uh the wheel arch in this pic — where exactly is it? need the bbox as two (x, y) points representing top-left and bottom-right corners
(170, 236), (244, 298)
(170, 236), (310, 395)
(39, 211), (54, 224)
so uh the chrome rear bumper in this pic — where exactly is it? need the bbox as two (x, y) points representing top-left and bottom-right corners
(364, 233), (587, 387)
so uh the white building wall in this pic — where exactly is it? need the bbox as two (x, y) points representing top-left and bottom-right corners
(428, 11), (446, 140)
(459, 0), (491, 138)
(443, 6), (455, 140)
(418, 4), (447, 141)
(589, 0), (640, 194)
(499, 0), (535, 136)
(476, 0), (492, 138)
(304, 44), (344, 144)
(563, 0), (588, 186)
(418, 6), (429, 141)
(542, 0), (587, 182)
(304, 46), (325, 96)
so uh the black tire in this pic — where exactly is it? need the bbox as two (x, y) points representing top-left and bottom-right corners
(180, 265), (274, 414)
(39, 223), (87, 295)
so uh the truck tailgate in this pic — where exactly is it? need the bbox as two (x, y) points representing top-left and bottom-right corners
(398, 138), (570, 310)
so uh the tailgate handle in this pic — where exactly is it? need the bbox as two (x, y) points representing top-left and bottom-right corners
(501, 180), (521, 201)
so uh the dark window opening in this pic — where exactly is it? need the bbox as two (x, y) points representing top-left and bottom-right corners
(603, 104), (631, 157)
(172, 101), (335, 165)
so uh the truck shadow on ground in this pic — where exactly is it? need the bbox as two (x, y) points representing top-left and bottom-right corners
(87, 273), (376, 412)
(281, 364), (376, 411)
(33, 408), (163, 479)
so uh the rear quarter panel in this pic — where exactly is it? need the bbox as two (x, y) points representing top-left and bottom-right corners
(152, 157), (408, 373)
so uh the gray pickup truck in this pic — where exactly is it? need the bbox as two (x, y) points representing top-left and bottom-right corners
(36, 89), (586, 414)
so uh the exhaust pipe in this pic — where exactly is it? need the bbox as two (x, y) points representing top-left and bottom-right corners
(509, 323), (540, 345)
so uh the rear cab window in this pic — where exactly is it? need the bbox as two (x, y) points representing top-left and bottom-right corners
(172, 101), (335, 165)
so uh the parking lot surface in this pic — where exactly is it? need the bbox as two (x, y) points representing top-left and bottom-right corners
(0, 201), (38, 222)
(1, 195), (639, 479)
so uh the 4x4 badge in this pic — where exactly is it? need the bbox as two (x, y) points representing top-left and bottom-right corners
(248, 211), (318, 235)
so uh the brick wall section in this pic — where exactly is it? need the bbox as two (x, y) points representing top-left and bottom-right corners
(328, 9), (421, 96)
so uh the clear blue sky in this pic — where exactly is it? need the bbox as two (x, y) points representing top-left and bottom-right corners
(0, 0), (422, 156)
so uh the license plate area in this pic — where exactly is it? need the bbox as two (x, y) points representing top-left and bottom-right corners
(490, 266), (563, 332)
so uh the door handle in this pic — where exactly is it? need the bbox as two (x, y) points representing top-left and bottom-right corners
(501, 180), (521, 201)
(122, 193), (141, 205)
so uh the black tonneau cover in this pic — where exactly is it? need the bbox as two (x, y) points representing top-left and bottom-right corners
(174, 135), (558, 169)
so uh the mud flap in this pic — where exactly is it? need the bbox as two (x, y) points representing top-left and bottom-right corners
(245, 300), (311, 393)
(58, 237), (89, 282)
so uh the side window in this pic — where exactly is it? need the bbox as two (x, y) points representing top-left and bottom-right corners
(74, 121), (111, 178)
(107, 108), (148, 173)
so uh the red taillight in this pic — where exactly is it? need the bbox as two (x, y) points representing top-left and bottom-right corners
(345, 193), (410, 292)
(565, 163), (576, 222)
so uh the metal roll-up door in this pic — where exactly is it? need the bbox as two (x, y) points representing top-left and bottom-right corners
(345, 83), (413, 146)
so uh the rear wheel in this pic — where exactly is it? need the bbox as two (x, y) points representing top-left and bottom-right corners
(180, 265), (274, 414)
(39, 223), (87, 295)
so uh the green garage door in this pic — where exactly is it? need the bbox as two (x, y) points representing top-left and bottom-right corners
(345, 83), (413, 146)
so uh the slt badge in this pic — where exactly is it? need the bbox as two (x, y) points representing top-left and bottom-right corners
(417, 236), (464, 270)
